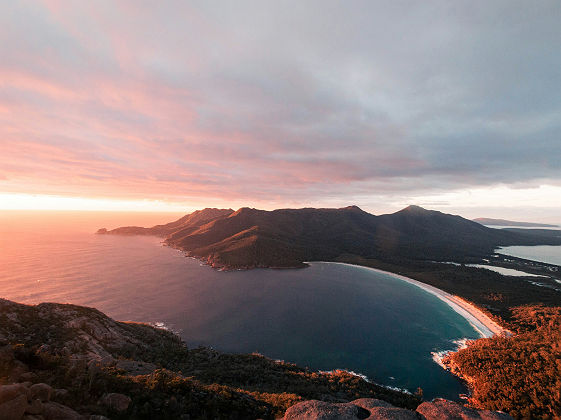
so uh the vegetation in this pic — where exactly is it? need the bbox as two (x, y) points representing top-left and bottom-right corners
(447, 305), (561, 419)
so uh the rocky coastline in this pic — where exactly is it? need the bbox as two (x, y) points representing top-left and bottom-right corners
(0, 297), (514, 419)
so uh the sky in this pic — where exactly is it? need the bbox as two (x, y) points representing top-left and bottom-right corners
(1, 1), (560, 221)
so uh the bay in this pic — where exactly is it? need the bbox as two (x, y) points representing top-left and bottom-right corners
(0, 211), (481, 400)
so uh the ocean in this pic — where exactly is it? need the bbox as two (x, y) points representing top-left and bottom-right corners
(0, 211), (489, 400)
(484, 223), (561, 266)
(497, 245), (561, 266)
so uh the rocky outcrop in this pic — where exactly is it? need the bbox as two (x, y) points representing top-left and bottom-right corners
(283, 400), (372, 419)
(0, 396), (28, 420)
(0, 298), (188, 365)
(283, 398), (513, 420)
(42, 401), (83, 419)
(99, 393), (131, 412)
(0, 382), (83, 420)
(416, 399), (513, 419)
(29, 384), (52, 402)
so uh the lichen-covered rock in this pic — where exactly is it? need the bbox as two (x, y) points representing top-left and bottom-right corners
(42, 402), (83, 420)
(352, 399), (419, 420)
(0, 383), (30, 404)
(115, 359), (157, 375)
(23, 414), (44, 420)
(284, 398), (514, 420)
(26, 399), (43, 415)
(99, 393), (131, 412)
(29, 383), (52, 403)
(0, 394), (29, 420)
(19, 372), (38, 382)
(352, 398), (395, 410)
(416, 399), (512, 419)
(0, 345), (15, 366)
(368, 406), (418, 420)
(53, 389), (69, 401)
(284, 400), (371, 419)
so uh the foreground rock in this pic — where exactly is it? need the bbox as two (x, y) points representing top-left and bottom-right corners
(416, 399), (513, 419)
(283, 400), (372, 419)
(99, 393), (131, 412)
(0, 382), (82, 420)
(284, 398), (513, 420)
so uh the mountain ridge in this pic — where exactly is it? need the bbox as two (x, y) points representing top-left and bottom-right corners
(98, 206), (561, 270)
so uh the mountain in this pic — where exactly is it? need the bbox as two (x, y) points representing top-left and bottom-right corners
(473, 218), (558, 228)
(97, 208), (234, 236)
(99, 205), (561, 269)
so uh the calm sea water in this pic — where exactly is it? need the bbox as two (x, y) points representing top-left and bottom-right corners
(497, 245), (561, 266)
(0, 211), (482, 400)
(484, 224), (561, 266)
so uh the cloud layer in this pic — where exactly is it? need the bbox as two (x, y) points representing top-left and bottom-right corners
(1, 0), (560, 209)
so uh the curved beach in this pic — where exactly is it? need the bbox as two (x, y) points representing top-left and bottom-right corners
(327, 262), (509, 338)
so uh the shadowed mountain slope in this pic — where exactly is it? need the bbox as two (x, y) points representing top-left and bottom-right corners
(100, 206), (561, 269)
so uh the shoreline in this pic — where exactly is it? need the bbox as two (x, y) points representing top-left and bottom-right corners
(175, 249), (510, 339)
(316, 262), (510, 339)
(171, 245), (510, 339)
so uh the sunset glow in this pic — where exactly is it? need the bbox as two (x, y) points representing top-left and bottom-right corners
(1, 1), (559, 220)
(0, 193), (193, 212)
(1, 3), (561, 418)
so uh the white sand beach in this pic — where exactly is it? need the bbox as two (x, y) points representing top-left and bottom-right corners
(328, 262), (510, 338)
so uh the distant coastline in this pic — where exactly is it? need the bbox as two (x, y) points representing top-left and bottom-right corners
(473, 217), (559, 228)
(322, 262), (509, 339)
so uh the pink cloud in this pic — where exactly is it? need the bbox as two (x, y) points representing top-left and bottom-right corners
(1, 1), (559, 210)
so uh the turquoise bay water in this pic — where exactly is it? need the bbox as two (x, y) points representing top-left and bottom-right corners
(0, 211), (481, 400)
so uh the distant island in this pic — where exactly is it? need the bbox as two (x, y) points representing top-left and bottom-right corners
(473, 218), (559, 228)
